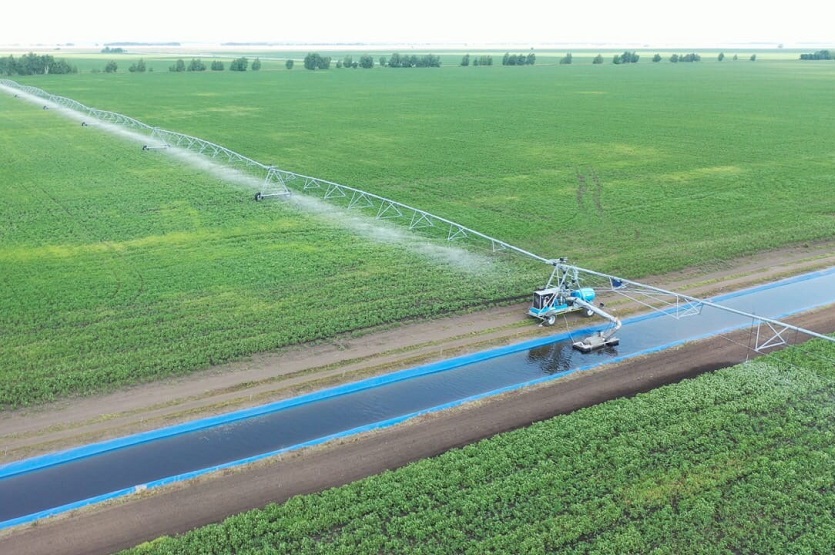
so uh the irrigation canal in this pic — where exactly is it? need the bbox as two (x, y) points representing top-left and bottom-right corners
(1, 267), (833, 528)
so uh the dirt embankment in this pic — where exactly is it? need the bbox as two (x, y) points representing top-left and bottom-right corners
(0, 241), (833, 554)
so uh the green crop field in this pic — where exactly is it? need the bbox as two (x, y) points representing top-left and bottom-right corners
(0, 92), (535, 407)
(16, 55), (834, 278)
(2, 54), (833, 406)
(123, 339), (835, 554)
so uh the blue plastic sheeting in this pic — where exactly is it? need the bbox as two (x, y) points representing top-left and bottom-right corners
(1, 267), (833, 529)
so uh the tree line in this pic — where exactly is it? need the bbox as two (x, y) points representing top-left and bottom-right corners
(0, 53), (77, 76)
(304, 52), (441, 69)
(799, 50), (832, 60)
(167, 57), (260, 72)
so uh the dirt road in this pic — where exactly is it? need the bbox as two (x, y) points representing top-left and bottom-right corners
(1, 242), (833, 553)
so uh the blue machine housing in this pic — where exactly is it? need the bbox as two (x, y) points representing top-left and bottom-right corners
(571, 287), (596, 303)
(528, 287), (596, 320)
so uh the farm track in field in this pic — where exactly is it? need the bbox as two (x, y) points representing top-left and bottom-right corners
(1, 241), (834, 554)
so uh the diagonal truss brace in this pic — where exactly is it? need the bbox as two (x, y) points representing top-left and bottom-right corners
(753, 320), (793, 352)
(606, 280), (703, 319)
(566, 262), (833, 353)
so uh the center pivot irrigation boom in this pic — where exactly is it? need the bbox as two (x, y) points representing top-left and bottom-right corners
(7, 79), (830, 357)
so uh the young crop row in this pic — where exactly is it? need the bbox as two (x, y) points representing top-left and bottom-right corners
(22, 62), (835, 278)
(0, 96), (539, 407)
(124, 338), (835, 554)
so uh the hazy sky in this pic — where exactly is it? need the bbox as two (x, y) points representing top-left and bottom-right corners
(4, 0), (831, 47)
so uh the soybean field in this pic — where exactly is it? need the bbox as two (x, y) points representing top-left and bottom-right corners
(3, 55), (834, 407)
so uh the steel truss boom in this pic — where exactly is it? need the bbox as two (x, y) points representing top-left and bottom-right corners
(561, 262), (834, 352)
(4, 79), (832, 352)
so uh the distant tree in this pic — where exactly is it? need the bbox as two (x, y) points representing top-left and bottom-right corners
(336, 60), (343, 69)
(479, 55), (493, 66)
(251, 57), (261, 70)
(303, 52), (331, 70)
(0, 53), (76, 75)
(386, 53), (440, 68)
(359, 55), (374, 68)
(670, 54), (680, 63)
(461, 53), (470, 66)
(749, 53), (757, 61)
(187, 58), (206, 71)
(379, 56), (387, 67)
(718, 52), (725, 61)
(230, 57), (248, 71)
(285, 59), (294, 69)
(342, 55), (353, 68)
(799, 50), (832, 60)
(104, 60), (118, 73)
(502, 53), (534, 66)
(593, 54), (604, 64)
(128, 58), (146, 72)
(170, 59), (186, 72)
(652, 53), (662, 62)
(733, 54), (738, 61)
(211, 60), (224, 71)
(101, 46), (125, 54)
(614, 51), (639, 64)
(560, 53), (572, 65)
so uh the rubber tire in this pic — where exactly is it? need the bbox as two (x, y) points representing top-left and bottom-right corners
(545, 315), (557, 326)
(583, 308), (594, 318)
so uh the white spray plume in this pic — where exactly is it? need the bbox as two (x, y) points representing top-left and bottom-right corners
(3, 84), (497, 274)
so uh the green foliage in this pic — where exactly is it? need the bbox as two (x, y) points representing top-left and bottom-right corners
(387, 53), (441, 67)
(460, 53), (470, 66)
(187, 58), (206, 72)
(229, 57), (248, 71)
(593, 54), (604, 64)
(101, 46), (125, 54)
(672, 53), (702, 63)
(0, 94), (536, 407)
(285, 59), (294, 70)
(359, 55), (374, 69)
(211, 60), (224, 71)
(104, 60), (118, 73)
(304, 52), (331, 70)
(251, 57), (261, 71)
(800, 49), (833, 60)
(6, 59), (835, 404)
(169, 59), (186, 72)
(128, 59), (146, 73)
(717, 52), (725, 62)
(0, 53), (77, 75)
(614, 51), (639, 64)
(121, 340), (835, 554)
(652, 53), (662, 62)
(502, 52), (535, 66)
(20, 60), (835, 279)
(560, 53), (573, 65)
